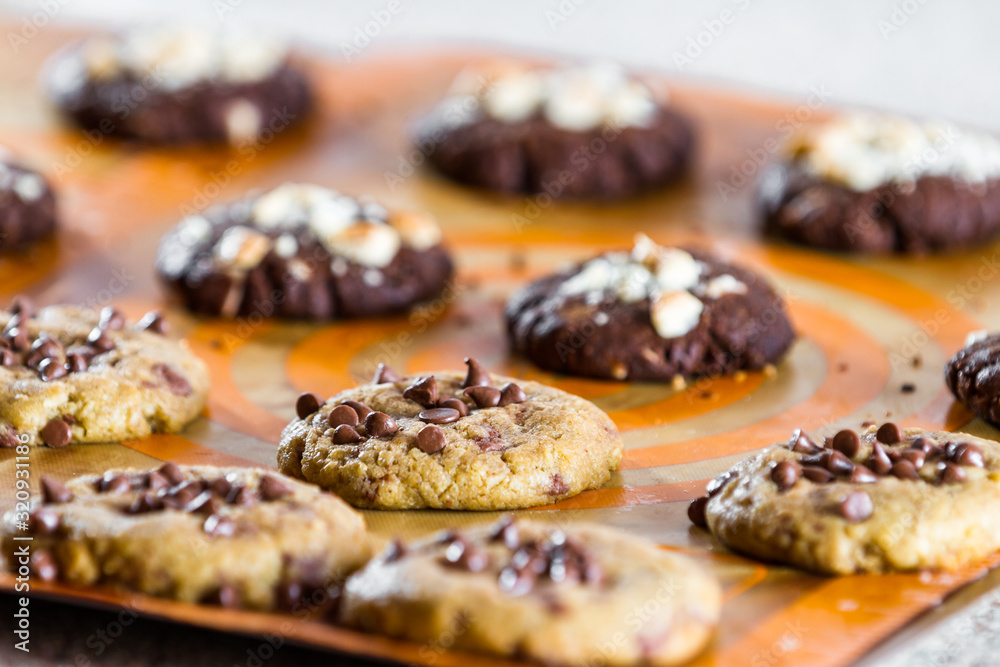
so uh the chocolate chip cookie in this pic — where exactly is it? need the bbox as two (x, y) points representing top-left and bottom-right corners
(505, 234), (795, 381)
(689, 424), (1000, 574)
(341, 517), (720, 666)
(0, 299), (208, 448)
(277, 359), (623, 509)
(0, 149), (57, 250)
(155, 183), (454, 319)
(44, 26), (310, 144)
(3, 464), (370, 610)
(760, 113), (1000, 253)
(416, 61), (693, 199)
(946, 331), (1000, 427)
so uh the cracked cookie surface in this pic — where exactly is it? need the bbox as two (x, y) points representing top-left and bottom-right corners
(3, 464), (371, 610)
(277, 367), (623, 510)
(340, 518), (720, 666)
(691, 424), (1000, 574)
(0, 303), (209, 447)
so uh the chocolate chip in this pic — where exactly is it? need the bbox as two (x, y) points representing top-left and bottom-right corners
(4, 326), (28, 352)
(831, 430), (861, 458)
(228, 485), (258, 507)
(418, 407), (461, 424)
(890, 460), (919, 480)
(497, 382), (527, 407)
(0, 349), (14, 367)
(868, 442), (892, 475)
(136, 310), (169, 335)
(364, 411), (398, 437)
(801, 465), (834, 483)
(770, 460), (800, 491)
(839, 491), (873, 522)
(826, 450), (854, 476)
(442, 538), (489, 572)
(939, 462), (967, 484)
(489, 517), (520, 549)
(66, 353), (88, 373)
(208, 476), (232, 498)
(372, 362), (401, 384)
(30, 550), (58, 582)
(327, 404), (359, 429)
(789, 428), (821, 454)
(40, 476), (72, 504)
(38, 357), (67, 382)
(10, 295), (34, 318)
(204, 585), (239, 608)
(384, 539), (408, 562)
(275, 581), (305, 610)
(40, 418), (72, 448)
(706, 471), (733, 496)
(417, 425), (445, 454)
(876, 422), (902, 445)
(439, 397), (468, 416)
(461, 357), (491, 388)
(98, 307), (125, 331)
(464, 385), (501, 409)
(129, 492), (164, 514)
(910, 437), (933, 454)
(86, 327), (114, 352)
(153, 363), (192, 397)
(333, 424), (364, 444)
(899, 449), (926, 469)
(849, 464), (878, 483)
(186, 491), (222, 515)
(259, 475), (294, 501)
(901, 383), (916, 393)
(204, 514), (236, 537)
(295, 392), (323, 419)
(158, 462), (184, 485)
(953, 443), (985, 468)
(29, 334), (62, 362)
(28, 508), (61, 534)
(687, 496), (708, 528)
(403, 375), (438, 408)
(342, 400), (373, 420)
(99, 473), (131, 494)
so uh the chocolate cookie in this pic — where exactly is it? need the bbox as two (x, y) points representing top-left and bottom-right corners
(0, 150), (57, 250)
(689, 424), (1000, 574)
(946, 331), (1000, 426)
(0, 299), (208, 447)
(416, 61), (693, 200)
(155, 183), (454, 319)
(760, 113), (1000, 253)
(277, 359), (623, 509)
(43, 26), (310, 144)
(340, 518), (721, 666)
(3, 464), (370, 610)
(505, 234), (795, 381)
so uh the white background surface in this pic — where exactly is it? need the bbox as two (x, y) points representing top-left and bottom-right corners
(0, 0), (996, 129)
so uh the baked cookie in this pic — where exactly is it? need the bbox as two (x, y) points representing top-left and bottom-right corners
(505, 234), (795, 381)
(760, 113), (1000, 253)
(946, 331), (1000, 426)
(689, 423), (1000, 574)
(0, 149), (57, 250)
(416, 61), (693, 199)
(156, 183), (454, 319)
(3, 464), (370, 610)
(0, 299), (208, 448)
(277, 359), (623, 509)
(43, 25), (310, 144)
(340, 518), (720, 666)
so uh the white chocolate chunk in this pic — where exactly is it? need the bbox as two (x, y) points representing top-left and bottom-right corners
(482, 71), (545, 122)
(701, 274), (748, 299)
(214, 225), (271, 270)
(224, 99), (263, 144)
(177, 215), (212, 245)
(966, 329), (989, 346)
(322, 222), (400, 268)
(274, 233), (298, 258)
(606, 81), (656, 128)
(12, 174), (44, 202)
(631, 233), (701, 292)
(650, 291), (704, 339)
(388, 210), (442, 250)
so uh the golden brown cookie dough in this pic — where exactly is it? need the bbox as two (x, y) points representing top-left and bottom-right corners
(0, 301), (209, 448)
(277, 360), (624, 510)
(690, 424), (1000, 574)
(341, 518), (721, 666)
(3, 464), (371, 610)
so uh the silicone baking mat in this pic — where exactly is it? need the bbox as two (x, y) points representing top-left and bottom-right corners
(2, 24), (1000, 667)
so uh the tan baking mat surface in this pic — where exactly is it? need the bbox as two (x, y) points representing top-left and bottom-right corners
(2, 24), (1000, 667)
